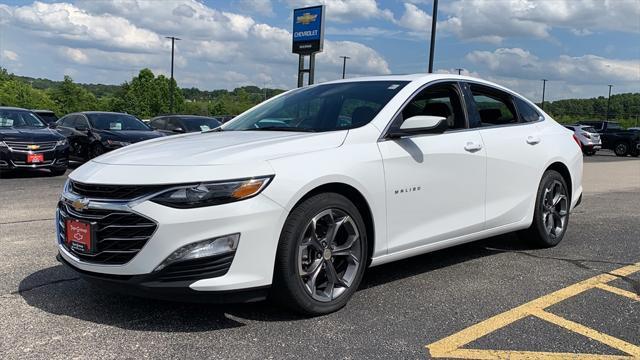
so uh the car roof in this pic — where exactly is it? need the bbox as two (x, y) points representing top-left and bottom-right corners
(0, 106), (30, 111)
(322, 73), (505, 88)
(151, 115), (217, 119)
(78, 111), (132, 115)
(31, 109), (55, 113)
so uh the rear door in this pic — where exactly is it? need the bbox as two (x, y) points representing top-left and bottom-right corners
(466, 83), (546, 229)
(378, 81), (486, 253)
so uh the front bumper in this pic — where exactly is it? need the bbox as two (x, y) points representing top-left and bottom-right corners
(0, 144), (69, 170)
(56, 187), (286, 294)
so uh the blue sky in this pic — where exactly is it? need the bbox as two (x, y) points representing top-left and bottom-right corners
(0, 0), (638, 101)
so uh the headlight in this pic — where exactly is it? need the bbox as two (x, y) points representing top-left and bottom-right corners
(56, 139), (68, 147)
(154, 233), (240, 271)
(106, 140), (131, 147)
(151, 176), (273, 208)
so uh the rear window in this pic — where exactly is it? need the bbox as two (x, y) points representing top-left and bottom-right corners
(514, 97), (541, 123)
(582, 127), (597, 133)
(36, 112), (58, 124)
(87, 113), (149, 131)
(607, 122), (622, 130)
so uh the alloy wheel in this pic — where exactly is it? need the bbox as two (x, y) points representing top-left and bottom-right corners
(542, 180), (568, 239)
(615, 143), (628, 156)
(297, 208), (362, 302)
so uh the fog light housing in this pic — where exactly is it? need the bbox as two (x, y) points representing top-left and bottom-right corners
(154, 233), (240, 272)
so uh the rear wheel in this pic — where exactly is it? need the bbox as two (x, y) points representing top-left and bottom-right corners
(614, 142), (629, 157)
(519, 170), (570, 247)
(273, 193), (367, 315)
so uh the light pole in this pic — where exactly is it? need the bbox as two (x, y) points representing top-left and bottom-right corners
(541, 79), (547, 110)
(165, 36), (181, 114)
(606, 84), (613, 120)
(427, 0), (439, 73)
(455, 68), (464, 75)
(339, 56), (350, 79)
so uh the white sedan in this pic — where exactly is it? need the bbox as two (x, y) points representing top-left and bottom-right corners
(56, 74), (583, 315)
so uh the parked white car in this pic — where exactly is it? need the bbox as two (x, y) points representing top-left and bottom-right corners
(564, 124), (602, 155)
(56, 74), (583, 315)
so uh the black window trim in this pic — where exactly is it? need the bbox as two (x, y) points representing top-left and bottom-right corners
(465, 80), (544, 130)
(379, 79), (471, 141)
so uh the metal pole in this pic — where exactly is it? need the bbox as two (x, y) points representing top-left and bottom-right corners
(606, 84), (613, 120)
(428, 0), (438, 73)
(455, 68), (463, 75)
(297, 55), (304, 88)
(309, 53), (315, 85)
(340, 56), (350, 79)
(541, 79), (547, 110)
(165, 36), (181, 114)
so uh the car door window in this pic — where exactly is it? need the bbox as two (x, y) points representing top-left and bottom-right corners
(166, 119), (181, 131)
(399, 82), (467, 130)
(74, 116), (89, 129)
(151, 118), (166, 130)
(514, 97), (542, 122)
(470, 85), (518, 127)
(60, 115), (75, 127)
(337, 99), (382, 129)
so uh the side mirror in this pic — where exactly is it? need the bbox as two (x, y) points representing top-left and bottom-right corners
(172, 127), (185, 133)
(387, 115), (448, 138)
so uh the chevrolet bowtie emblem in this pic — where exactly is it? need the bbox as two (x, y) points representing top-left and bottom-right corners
(27, 144), (40, 150)
(71, 198), (90, 212)
(296, 12), (317, 25)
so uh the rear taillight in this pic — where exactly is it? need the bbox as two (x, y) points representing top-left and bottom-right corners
(572, 134), (582, 148)
(581, 132), (591, 139)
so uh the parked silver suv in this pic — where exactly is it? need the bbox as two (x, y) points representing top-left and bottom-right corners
(565, 125), (602, 156)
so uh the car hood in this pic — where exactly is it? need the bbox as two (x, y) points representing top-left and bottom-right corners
(0, 127), (64, 142)
(94, 129), (163, 142)
(92, 130), (348, 166)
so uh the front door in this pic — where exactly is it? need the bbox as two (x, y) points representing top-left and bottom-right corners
(378, 81), (487, 254)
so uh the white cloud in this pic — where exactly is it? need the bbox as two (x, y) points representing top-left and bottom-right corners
(239, 0), (275, 17)
(441, 0), (640, 43)
(61, 47), (89, 64)
(2, 50), (19, 62)
(466, 48), (640, 85)
(286, 0), (394, 23)
(397, 3), (431, 32)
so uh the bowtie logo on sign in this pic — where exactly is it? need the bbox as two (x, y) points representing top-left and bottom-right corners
(296, 12), (317, 25)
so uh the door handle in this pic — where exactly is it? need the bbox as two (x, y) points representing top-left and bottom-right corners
(526, 136), (541, 145)
(464, 141), (483, 152)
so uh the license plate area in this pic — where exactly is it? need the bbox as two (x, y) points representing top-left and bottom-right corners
(27, 153), (44, 163)
(65, 219), (95, 253)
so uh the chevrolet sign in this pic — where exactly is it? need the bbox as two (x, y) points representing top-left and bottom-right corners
(292, 5), (324, 55)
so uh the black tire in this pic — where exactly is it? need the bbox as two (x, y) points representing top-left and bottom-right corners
(89, 144), (105, 159)
(519, 170), (570, 248)
(272, 193), (368, 315)
(49, 168), (67, 177)
(614, 142), (629, 157)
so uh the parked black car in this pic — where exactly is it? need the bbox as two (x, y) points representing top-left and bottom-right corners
(32, 109), (59, 125)
(149, 115), (221, 135)
(578, 120), (640, 157)
(53, 112), (164, 161)
(0, 107), (69, 176)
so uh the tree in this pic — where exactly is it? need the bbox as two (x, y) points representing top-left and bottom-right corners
(0, 79), (58, 111)
(48, 75), (98, 114)
(121, 69), (184, 118)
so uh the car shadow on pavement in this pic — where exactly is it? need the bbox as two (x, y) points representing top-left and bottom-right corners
(0, 169), (58, 179)
(18, 233), (531, 330)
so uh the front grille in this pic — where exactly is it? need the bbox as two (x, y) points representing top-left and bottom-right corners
(154, 253), (235, 282)
(57, 202), (157, 265)
(5, 141), (57, 152)
(70, 180), (166, 200)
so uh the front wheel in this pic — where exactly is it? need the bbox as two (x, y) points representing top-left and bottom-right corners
(519, 170), (570, 247)
(614, 142), (629, 157)
(272, 193), (367, 315)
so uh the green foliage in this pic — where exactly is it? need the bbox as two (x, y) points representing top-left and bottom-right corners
(0, 79), (59, 111)
(120, 69), (184, 118)
(542, 93), (640, 128)
(48, 75), (98, 114)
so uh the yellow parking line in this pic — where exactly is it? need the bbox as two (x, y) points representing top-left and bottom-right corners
(533, 310), (640, 357)
(595, 283), (640, 301)
(426, 263), (640, 359)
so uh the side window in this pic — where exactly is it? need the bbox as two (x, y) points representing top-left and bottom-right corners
(337, 98), (381, 128)
(151, 118), (166, 130)
(75, 116), (89, 128)
(471, 85), (517, 126)
(514, 97), (542, 123)
(400, 82), (466, 130)
(60, 115), (75, 127)
(166, 118), (181, 131)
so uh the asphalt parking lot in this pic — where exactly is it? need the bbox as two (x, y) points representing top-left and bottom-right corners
(1, 152), (639, 359)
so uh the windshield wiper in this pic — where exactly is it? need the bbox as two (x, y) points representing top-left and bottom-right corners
(242, 126), (316, 132)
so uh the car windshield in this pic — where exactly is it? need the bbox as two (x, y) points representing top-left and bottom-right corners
(222, 81), (409, 132)
(0, 109), (46, 128)
(87, 113), (150, 131)
(181, 117), (221, 132)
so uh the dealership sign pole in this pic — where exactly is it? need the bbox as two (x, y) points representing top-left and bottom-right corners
(292, 5), (325, 87)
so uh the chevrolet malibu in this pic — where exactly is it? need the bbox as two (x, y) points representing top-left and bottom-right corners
(57, 74), (583, 315)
